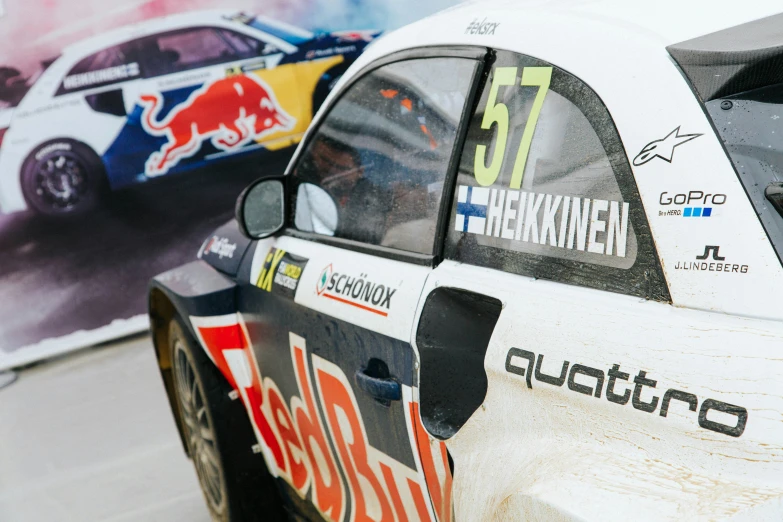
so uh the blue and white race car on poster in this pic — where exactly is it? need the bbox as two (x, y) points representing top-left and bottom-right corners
(0, 10), (378, 216)
(148, 1), (783, 521)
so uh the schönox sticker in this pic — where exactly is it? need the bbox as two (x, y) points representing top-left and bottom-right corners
(316, 264), (397, 317)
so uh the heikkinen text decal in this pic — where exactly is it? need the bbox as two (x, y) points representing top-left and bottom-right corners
(456, 185), (629, 257)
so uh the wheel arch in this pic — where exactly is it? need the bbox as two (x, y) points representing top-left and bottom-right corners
(148, 260), (241, 456)
(148, 286), (191, 456)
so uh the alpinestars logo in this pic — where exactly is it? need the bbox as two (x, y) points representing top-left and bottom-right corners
(633, 127), (702, 166)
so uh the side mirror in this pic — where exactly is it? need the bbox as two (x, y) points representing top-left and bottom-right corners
(236, 178), (286, 239)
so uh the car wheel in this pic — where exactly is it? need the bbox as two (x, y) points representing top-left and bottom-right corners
(20, 139), (106, 217)
(169, 318), (288, 522)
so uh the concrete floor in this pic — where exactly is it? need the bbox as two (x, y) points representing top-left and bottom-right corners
(0, 335), (211, 522)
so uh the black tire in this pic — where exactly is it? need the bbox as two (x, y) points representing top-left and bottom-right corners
(169, 318), (288, 522)
(20, 139), (106, 217)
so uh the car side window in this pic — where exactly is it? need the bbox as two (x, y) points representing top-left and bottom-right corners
(57, 45), (141, 95)
(445, 50), (668, 300)
(291, 57), (480, 255)
(219, 29), (265, 59)
(144, 27), (239, 77)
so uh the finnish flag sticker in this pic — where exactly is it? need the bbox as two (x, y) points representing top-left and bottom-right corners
(455, 185), (488, 234)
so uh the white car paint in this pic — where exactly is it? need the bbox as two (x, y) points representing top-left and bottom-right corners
(0, 10), (305, 213)
(272, 0), (783, 520)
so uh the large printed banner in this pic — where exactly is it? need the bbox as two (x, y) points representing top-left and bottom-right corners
(0, 0), (459, 370)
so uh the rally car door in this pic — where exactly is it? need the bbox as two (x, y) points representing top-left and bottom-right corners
(233, 51), (486, 521)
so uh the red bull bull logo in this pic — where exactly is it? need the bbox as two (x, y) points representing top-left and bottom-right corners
(139, 74), (295, 176)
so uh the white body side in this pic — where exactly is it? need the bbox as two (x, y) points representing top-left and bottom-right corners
(295, 1), (783, 519)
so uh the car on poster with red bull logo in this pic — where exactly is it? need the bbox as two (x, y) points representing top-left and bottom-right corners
(148, 1), (783, 521)
(0, 10), (379, 216)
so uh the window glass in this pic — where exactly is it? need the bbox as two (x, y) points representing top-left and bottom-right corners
(58, 46), (140, 94)
(292, 57), (479, 255)
(145, 27), (238, 77)
(219, 30), (263, 59)
(446, 50), (668, 299)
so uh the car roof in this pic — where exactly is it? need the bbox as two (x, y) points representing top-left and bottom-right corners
(359, 0), (782, 65)
(60, 9), (297, 58)
(341, 0), (783, 162)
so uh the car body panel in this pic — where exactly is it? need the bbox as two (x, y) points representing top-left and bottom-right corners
(149, 1), (783, 520)
(150, 259), (239, 324)
(420, 260), (783, 520)
(178, 234), (452, 521)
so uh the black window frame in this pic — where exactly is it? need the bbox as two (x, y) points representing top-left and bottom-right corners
(283, 45), (490, 266)
(443, 48), (670, 302)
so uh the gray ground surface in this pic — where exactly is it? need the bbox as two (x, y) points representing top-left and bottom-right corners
(0, 335), (212, 522)
(0, 152), (291, 353)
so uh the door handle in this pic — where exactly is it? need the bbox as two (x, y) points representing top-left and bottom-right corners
(355, 368), (401, 405)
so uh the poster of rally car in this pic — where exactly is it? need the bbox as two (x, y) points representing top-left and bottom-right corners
(0, 10), (378, 216)
(0, 0), (459, 370)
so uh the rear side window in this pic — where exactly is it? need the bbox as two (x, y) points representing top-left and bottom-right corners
(446, 50), (668, 300)
(219, 29), (264, 58)
(58, 46), (141, 95)
(292, 57), (480, 255)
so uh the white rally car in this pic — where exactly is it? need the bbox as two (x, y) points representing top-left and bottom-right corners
(0, 10), (376, 216)
(148, 1), (783, 521)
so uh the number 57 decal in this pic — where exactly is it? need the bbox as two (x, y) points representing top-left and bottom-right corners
(474, 66), (552, 189)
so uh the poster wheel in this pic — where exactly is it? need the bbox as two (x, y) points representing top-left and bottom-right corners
(0, 370), (17, 389)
